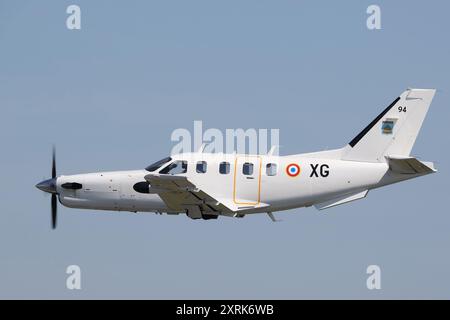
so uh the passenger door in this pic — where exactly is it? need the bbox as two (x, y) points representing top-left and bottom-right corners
(233, 156), (262, 205)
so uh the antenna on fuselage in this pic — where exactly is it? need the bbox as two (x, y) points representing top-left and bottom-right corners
(267, 212), (281, 222)
(198, 143), (207, 153)
(267, 145), (280, 156)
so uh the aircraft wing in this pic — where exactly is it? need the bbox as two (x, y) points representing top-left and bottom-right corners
(144, 173), (237, 218)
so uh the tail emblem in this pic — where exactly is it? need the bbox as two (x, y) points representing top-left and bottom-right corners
(381, 120), (395, 134)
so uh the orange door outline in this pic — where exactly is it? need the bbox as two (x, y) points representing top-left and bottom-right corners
(232, 156), (262, 205)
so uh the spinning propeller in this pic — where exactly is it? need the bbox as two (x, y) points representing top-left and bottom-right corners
(35, 147), (58, 229)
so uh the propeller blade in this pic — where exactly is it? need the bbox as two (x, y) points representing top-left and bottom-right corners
(52, 146), (57, 229)
(51, 194), (57, 229)
(52, 146), (56, 179)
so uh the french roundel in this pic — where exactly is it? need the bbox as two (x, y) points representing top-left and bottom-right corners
(286, 163), (301, 177)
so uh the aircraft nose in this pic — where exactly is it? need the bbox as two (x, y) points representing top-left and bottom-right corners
(35, 178), (57, 194)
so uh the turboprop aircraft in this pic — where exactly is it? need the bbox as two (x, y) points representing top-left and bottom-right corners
(36, 88), (436, 228)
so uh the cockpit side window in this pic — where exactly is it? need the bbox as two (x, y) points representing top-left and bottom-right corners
(145, 157), (172, 172)
(159, 160), (188, 175)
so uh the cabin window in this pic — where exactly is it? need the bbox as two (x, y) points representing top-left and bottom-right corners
(219, 162), (230, 174)
(196, 161), (207, 173)
(266, 163), (277, 176)
(145, 157), (172, 172)
(159, 160), (187, 175)
(242, 162), (254, 175)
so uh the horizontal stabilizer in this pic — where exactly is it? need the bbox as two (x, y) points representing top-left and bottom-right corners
(314, 190), (368, 210)
(386, 156), (436, 174)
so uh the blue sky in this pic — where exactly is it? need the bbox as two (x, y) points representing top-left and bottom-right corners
(0, 0), (449, 298)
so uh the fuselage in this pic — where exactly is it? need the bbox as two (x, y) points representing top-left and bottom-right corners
(37, 89), (436, 221)
(56, 151), (397, 216)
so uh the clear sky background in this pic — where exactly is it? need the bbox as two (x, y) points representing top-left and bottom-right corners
(0, 0), (449, 299)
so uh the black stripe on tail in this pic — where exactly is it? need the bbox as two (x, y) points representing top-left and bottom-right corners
(348, 97), (401, 148)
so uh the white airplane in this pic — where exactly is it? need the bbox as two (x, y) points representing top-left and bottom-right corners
(36, 88), (436, 228)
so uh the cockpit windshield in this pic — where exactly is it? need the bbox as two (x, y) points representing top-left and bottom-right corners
(145, 157), (172, 172)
